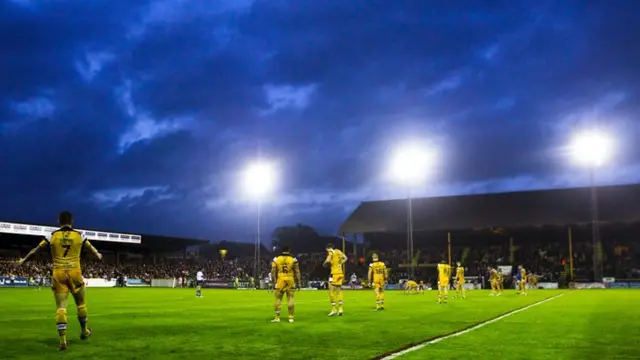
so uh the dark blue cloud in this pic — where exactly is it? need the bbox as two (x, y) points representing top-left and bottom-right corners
(1, 0), (639, 240)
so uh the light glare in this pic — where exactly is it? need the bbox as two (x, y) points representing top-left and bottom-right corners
(569, 131), (614, 167)
(243, 161), (277, 199)
(388, 143), (435, 186)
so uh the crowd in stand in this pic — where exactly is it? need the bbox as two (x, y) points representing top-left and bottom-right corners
(1, 238), (638, 284)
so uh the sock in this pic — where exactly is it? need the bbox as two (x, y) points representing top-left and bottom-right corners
(77, 304), (89, 333)
(329, 291), (336, 310)
(275, 304), (281, 319)
(337, 292), (344, 310)
(56, 309), (67, 344)
(379, 292), (385, 307)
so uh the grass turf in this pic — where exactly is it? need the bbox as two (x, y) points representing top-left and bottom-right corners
(0, 288), (635, 359)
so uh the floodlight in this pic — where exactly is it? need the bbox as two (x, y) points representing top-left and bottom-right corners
(388, 143), (435, 186)
(569, 130), (614, 167)
(242, 161), (277, 199)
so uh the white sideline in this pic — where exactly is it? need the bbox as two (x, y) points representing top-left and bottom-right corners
(381, 293), (565, 360)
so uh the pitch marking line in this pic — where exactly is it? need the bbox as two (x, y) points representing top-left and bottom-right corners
(376, 293), (566, 360)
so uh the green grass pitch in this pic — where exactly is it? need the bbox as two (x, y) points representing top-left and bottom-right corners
(1, 288), (638, 359)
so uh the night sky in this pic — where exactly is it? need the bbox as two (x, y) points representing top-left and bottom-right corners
(1, 1), (639, 242)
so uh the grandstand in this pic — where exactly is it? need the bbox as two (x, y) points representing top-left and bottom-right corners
(339, 184), (640, 284)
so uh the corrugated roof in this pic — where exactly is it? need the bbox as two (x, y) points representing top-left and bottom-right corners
(340, 183), (640, 233)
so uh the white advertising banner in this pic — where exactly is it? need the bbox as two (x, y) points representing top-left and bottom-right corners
(602, 277), (616, 283)
(0, 221), (141, 244)
(537, 282), (559, 289)
(151, 279), (176, 288)
(84, 278), (117, 287)
(463, 283), (480, 290)
(571, 282), (606, 289)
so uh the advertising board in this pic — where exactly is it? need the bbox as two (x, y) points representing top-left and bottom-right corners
(537, 282), (559, 289)
(202, 280), (233, 288)
(84, 278), (116, 287)
(0, 277), (28, 287)
(126, 279), (150, 287)
(151, 279), (176, 288)
(570, 282), (605, 289)
(0, 221), (141, 244)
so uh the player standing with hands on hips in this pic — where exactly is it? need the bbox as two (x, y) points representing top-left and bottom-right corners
(17, 211), (103, 351)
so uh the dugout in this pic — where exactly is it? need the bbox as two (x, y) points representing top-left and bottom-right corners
(339, 183), (640, 283)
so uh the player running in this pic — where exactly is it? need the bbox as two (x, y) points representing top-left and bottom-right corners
(455, 262), (466, 299)
(271, 247), (301, 323)
(437, 261), (451, 304)
(196, 269), (204, 298)
(324, 243), (347, 316)
(368, 254), (386, 310)
(18, 211), (103, 351)
(517, 264), (527, 295)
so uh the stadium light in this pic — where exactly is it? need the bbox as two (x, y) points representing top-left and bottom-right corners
(569, 130), (614, 168)
(386, 141), (436, 280)
(567, 129), (615, 283)
(388, 143), (436, 186)
(241, 160), (278, 282)
(242, 161), (278, 199)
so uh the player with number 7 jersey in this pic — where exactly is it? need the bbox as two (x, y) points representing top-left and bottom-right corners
(18, 211), (103, 351)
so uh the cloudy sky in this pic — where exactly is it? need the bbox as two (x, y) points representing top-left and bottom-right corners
(1, 0), (639, 241)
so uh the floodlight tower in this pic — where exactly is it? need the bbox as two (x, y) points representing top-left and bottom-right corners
(388, 143), (435, 279)
(569, 130), (614, 282)
(242, 161), (277, 282)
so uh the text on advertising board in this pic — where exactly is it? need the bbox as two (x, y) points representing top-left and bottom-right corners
(0, 221), (141, 244)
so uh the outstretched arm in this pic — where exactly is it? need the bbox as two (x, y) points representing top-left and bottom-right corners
(18, 238), (49, 265)
(83, 240), (103, 260)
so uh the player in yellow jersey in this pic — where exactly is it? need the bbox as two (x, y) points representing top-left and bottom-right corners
(18, 211), (102, 351)
(517, 265), (527, 295)
(368, 253), (387, 310)
(455, 262), (466, 299)
(488, 266), (500, 296)
(324, 243), (347, 316)
(437, 261), (451, 304)
(418, 280), (425, 294)
(404, 280), (418, 294)
(497, 272), (504, 295)
(270, 247), (301, 323)
(528, 273), (538, 289)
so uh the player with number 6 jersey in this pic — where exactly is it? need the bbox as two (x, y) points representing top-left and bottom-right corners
(17, 211), (103, 351)
(271, 247), (301, 323)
